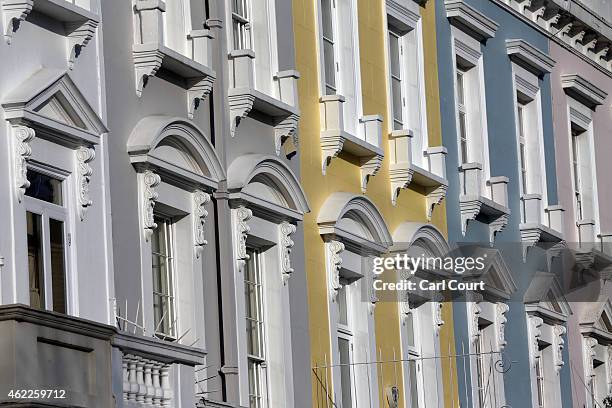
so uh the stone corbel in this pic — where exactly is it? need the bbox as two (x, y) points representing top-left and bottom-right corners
(515, 0), (532, 14)
(234, 206), (252, 270)
(320, 133), (344, 175)
(187, 76), (215, 120)
(593, 45), (610, 63)
(66, 19), (98, 69)
(13, 125), (35, 203)
(193, 190), (211, 258)
(568, 29), (586, 47)
(433, 298), (444, 335)
(274, 113), (299, 156)
(542, 12), (561, 31)
(460, 199), (482, 236)
(489, 213), (510, 244)
(471, 302), (482, 340)
(327, 240), (344, 302)
(390, 166), (414, 206)
(529, 315), (543, 368)
(553, 325), (566, 373)
(228, 50), (255, 137)
(359, 154), (383, 194)
(133, 46), (164, 97)
(427, 185), (448, 221)
(367, 257), (379, 315)
(228, 93), (255, 138)
(583, 336), (597, 379)
(496, 302), (509, 350)
(280, 221), (297, 284)
(142, 170), (161, 241)
(2, 0), (33, 44)
(581, 37), (598, 55)
(76, 146), (95, 221)
(530, 5), (545, 23)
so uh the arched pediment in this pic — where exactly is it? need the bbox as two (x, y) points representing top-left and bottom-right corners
(318, 193), (392, 253)
(127, 116), (225, 191)
(392, 222), (450, 257)
(227, 154), (310, 220)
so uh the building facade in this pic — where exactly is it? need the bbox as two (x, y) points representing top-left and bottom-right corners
(0, 0), (611, 408)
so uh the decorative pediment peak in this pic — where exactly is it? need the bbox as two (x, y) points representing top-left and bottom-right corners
(524, 271), (572, 320)
(2, 68), (107, 135)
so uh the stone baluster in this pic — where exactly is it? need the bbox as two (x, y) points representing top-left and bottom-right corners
(144, 359), (154, 404)
(135, 357), (146, 403)
(152, 363), (163, 407)
(128, 356), (139, 401)
(122, 357), (130, 401)
(160, 364), (172, 407)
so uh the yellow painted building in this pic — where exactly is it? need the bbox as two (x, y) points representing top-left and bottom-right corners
(293, 0), (459, 406)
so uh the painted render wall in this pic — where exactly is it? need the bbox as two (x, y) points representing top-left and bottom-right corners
(435, 1), (566, 407)
(294, 0), (457, 406)
(549, 40), (612, 408)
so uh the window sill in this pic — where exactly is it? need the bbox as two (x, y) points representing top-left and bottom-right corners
(388, 129), (448, 216)
(228, 49), (300, 155)
(320, 95), (384, 192)
(2, 0), (99, 66)
(133, 42), (216, 118)
(459, 162), (510, 241)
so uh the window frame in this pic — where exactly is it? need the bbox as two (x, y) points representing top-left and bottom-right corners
(151, 214), (178, 340)
(336, 278), (355, 408)
(24, 164), (71, 315)
(321, 0), (338, 95)
(231, 0), (252, 50)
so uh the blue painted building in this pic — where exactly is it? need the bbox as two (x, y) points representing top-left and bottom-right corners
(435, 1), (572, 406)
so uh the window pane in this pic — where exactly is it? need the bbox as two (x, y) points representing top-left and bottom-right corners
(323, 40), (336, 94)
(27, 212), (44, 309)
(152, 217), (175, 338)
(456, 71), (465, 105)
(389, 32), (401, 76)
(49, 219), (66, 314)
(321, 0), (333, 39)
(459, 112), (468, 164)
(405, 312), (415, 347)
(338, 338), (353, 408)
(25, 170), (62, 205)
(245, 249), (264, 359)
(392, 77), (403, 128)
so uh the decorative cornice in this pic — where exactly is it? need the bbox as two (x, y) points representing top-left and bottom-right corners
(234, 206), (252, 269)
(280, 221), (297, 284)
(193, 190), (211, 258)
(327, 240), (344, 302)
(13, 125), (34, 203)
(142, 170), (161, 241)
(561, 74), (608, 109)
(386, 0), (420, 29)
(506, 39), (556, 75)
(445, 0), (499, 41)
(492, 0), (612, 77)
(76, 146), (95, 221)
(554, 325), (566, 373)
(496, 302), (509, 350)
(2, 0), (33, 44)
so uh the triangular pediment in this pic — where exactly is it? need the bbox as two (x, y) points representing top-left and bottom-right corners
(524, 271), (571, 319)
(2, 68), (107, 145)
(461, 247), (517, 300)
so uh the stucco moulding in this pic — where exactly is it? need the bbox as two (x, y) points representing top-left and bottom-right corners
(561, 74), (608, 108)
(2, 0), (99, 68)
(494, 0), (612, 75)
(445, 0), (500, 41)
(506, 39), (556, 75)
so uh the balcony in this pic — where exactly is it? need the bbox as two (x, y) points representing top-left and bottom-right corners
(519, 194), (564, 259)
(228, 50), (300, 155)
(0, 304), (206, 408)
(319, 95), (384, 192)
(132, 0), (216, 118)
(2, 0), (99, 66)
(388, 129), (448, 217)
(114, 332), (206, 408)
(459, 162), (510, 241)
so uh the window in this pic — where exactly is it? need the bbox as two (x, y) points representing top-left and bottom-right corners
(151, 216), (177, 339)
(245, 248), (267, 407)
(517, 103), (528, 194)
(388, 27), (403, 130)
(25, 169), (68, 314)
(321, 0), (337, 95)
(535, 350), (545, 408)
(571, 128), (583, 221)
(232, 0), (251, 50)
(337, 282), (353, 408)
(404, 309), (421, 408)
(456, 68), (469, 165)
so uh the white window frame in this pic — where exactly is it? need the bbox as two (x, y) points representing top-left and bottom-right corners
(337, 280), (355, 408)
(384, 3), (429, 168)
(567, 97), (600, 241)
(23, 164), (72, 315)
(151, 214), (178, 340)
(231, 0), (252, 50)
(451, 28), (491, 193)
(316, 0), (364, 135)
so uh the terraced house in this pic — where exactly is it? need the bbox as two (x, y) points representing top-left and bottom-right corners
(0, 0), (611, 408)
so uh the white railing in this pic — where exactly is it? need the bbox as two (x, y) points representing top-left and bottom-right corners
(122, 353), (173, 407)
